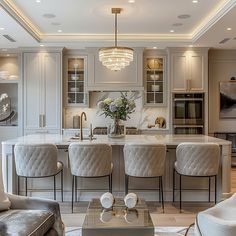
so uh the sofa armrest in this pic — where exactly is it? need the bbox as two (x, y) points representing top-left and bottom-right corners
(6, 194), (64, 236)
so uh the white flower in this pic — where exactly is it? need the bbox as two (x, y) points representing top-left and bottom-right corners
(114, 97), (123, 107)
(104, 98), (113, 105)
(109, 103), (117, 112)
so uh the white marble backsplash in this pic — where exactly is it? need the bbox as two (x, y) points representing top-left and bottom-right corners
(64, 92), (169, 130)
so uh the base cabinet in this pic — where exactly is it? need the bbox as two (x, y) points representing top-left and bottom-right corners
(170, 48), (208, 92)
(23, 52), (62, 134)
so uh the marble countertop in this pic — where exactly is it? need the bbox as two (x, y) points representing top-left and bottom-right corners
(2, 134), (231, 147)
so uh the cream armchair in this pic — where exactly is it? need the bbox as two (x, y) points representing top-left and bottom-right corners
(0, 193), (64, 236)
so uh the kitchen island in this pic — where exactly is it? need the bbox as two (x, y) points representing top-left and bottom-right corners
(1, 134), (232, 201)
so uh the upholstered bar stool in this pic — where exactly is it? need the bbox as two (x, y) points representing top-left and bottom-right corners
(173, 142), (220, 212)
(14, 143), (63, 201)
(123, 144), (166, 211)
(68, 143), (113, 212)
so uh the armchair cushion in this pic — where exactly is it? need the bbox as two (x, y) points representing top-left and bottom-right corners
(0, 209), (54, 235)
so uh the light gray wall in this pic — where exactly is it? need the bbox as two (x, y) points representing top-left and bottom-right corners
(209, 50), (236, 134)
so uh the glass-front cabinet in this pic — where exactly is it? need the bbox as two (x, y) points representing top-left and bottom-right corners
(65, 55), (88, 107)
(144, 55), (166, 106)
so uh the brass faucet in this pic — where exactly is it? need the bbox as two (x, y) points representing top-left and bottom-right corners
(80, 112), (87, 140)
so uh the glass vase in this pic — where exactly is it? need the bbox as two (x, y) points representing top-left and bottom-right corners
(107, 119), (125, 138)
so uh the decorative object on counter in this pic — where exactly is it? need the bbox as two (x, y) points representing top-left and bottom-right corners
(155, 116), (166, 128)
(220, 81), (236, 118)
(97, 92), (136, 138)
(0, 93), (15, 123)
(124, 193), (138, 209)
(99, 8), (133, 71)
(72, 115), (80, 128)
(0, 71), (9, 80)
(100, 192), (115, 209)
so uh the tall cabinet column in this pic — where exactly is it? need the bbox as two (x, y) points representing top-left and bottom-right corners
(23, 49), (62, 134)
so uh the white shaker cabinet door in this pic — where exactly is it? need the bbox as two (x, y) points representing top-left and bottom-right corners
(24, 53), (42, 130)
(43, 53), (61, 130)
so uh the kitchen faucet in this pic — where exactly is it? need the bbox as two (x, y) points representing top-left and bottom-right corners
(80, 112), (87, 140)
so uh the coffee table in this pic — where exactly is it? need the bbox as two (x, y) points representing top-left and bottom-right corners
(82, 198), (154, 236)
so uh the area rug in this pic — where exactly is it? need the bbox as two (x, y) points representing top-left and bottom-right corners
(66, 226), (194, 236)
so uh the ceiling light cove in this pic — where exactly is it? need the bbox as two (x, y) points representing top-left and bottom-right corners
(227, 27), (232, 31)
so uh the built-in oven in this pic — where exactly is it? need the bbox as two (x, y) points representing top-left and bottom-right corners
(173, 93), (204, 134)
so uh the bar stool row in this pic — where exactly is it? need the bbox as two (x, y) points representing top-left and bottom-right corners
(14, 142), (220, 212)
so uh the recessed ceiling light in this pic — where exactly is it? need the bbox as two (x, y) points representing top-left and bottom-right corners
(227, 27), (232, 31)
(43, 13), (56, 19)
(178, 14), (191, 19)
(170, 30), (175, 33)
(6, 54), (10, 57)
(189, 45), (193, 47)
(40, 44), (44, 47)
(192, 0), (198, 3)
(128, 0), (135, 3)
(173, 23), (183, 27)
(153, 47), (157, 49)
(0, 27), (5, 30)
(36, 0), (41, 3)
(57, 29), (62, 33)
(51, 22), (61, 26)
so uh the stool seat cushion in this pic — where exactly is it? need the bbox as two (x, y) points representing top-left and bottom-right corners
(196, 193), (236, 236)
(0, 209), (55, 235)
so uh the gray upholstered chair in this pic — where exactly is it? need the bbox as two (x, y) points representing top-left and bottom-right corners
(195, 193), (236, 236)
(68, 143), (113, 212)
(173, 142), (220, 211)
(0, 193), (64, 235)
(14, 143), (63, 201)
(123, 144), (167, 211)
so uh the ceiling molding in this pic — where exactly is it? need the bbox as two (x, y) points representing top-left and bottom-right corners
(192, 0), (236, 42)
(0, 0), (41, 41)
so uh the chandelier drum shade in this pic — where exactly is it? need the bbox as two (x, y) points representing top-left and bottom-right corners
(99, 8), (134, 71)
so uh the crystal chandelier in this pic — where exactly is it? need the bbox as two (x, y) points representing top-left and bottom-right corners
(99, 8), (134, 71)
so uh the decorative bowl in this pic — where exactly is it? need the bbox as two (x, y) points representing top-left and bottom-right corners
(151, 85), (160, 91)
(150, 74), (160, 80)
(70, 87), (80, 92)
(71, 76), (79, 81)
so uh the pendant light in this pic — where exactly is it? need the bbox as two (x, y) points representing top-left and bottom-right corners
(99, 8), (134, 71)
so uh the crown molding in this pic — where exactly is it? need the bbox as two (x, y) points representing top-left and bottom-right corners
(192, 0), (236, 42)
(0, 0), (41, 41)
(0, 0), (235, 45)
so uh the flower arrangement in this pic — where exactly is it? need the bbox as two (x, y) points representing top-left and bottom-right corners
(97, 93), (136, 121)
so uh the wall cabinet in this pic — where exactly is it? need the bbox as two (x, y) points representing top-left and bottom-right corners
(64, 55), (88, 107)
(23, 52), (61, 134)
(170, 48), (208, 92)
(143, 53), (167, 107)
(87, 48), (143, 91)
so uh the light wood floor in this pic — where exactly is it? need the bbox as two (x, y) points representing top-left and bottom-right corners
(61, 169), (236, 228)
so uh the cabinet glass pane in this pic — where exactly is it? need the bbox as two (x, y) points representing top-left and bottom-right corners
(66, 57), (86, 106)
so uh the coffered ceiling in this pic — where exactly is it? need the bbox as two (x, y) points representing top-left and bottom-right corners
(0, 0), (236, 49)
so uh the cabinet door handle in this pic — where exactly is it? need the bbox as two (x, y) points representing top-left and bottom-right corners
(39, 114), (44, 128)
(43, 114), (46, 128)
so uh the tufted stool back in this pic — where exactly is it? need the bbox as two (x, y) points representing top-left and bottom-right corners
(175, 142), (220, 176)
(68, 143), (112, 177)
(14, 143), (59, 177)
(124, 144), (167, 177)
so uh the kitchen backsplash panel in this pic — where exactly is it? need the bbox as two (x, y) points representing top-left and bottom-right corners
(64, 91), (169, 130)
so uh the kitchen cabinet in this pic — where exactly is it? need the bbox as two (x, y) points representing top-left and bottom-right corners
(64, 55), (88, 107)
(170, 48), (208, 92)
(143, 51), (167, 107)
(23, 51), (62, 134)
(87, 48), (143, 91)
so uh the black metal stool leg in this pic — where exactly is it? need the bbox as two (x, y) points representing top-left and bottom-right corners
(208, 177), (211, 202)
(173, 169), (175, 202)
(159, 177), (161, 203)
(180, 174), (182, 212)
(125, 175), (129, 195)
(25, 177), (28, 196)
(215, 175), (217, 204)
(72, 175), (74, 213)
(61, 170), (63, 202)
(75, 176), (77, 202)
(160, 176), (164, 213)
(54, 175), (56, 200)
(18, 176), (20, 195)
(108, 175), (111, 192)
